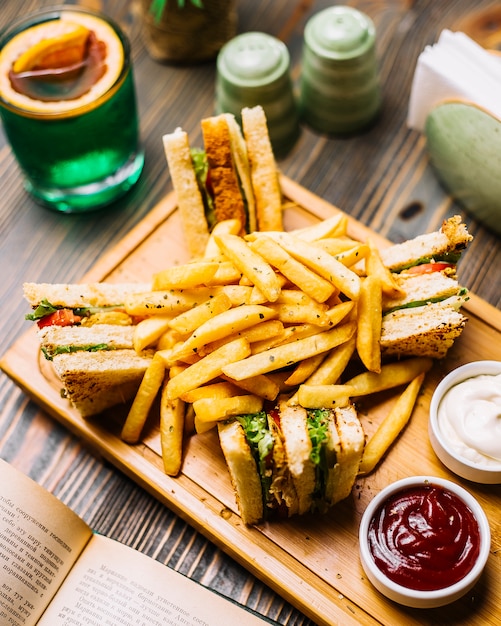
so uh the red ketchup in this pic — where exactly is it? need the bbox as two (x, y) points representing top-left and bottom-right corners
(367, 484), (480, 591)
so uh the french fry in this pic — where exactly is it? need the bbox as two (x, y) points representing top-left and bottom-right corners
(221, 373), (280, 401)
(156, 328), (183, 351)
(133, 316), (172, 352)
(297, 384), (355, 409)
(268, 233), (361, 300)
(358, 373), (426, 475)
(284, 353), (326, 386)
(193, 394), (263, 423)
(167, 304), (278, 364)
(194, 415), (218, 434)
(334, 243), (369, 268)
(222, 322), (356, 380)
(326, 300), (355, 326)
(248, 235), (336, 303)
(152, 262), (219, 290)
(356, 275), (382, 373)
(287, 335), (357, 405)
(366, 239), (406, 297)
(214, 233), (282, 302)
(167, 292), (232, 336)
(165, 337), (251, 399)
(125, 288), (214, 316)
(346, 357), (433, 396)
(159, 380), (185, 476)
(250, 322), (325, 354)
(276, 288), (327, 307)
(121, 353), (166, 443)
(80, 310), (132, 326)
(197, 319), (284, 357)
(306, 335), (357, 385)
(180, 380), (242, 403)
(204, 218), (242, 259)
(290, 213), (348, 241)
(204, 261), (243, 286)
(312, 237), (362, 256)
(215, 284), (255, 306)
(268, 302), (331, 326)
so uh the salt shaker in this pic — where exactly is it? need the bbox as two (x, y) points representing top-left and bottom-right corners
(216, 32), (300, 156)
(299, 6), (382, 135)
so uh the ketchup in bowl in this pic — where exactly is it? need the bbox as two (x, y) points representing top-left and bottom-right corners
(359, 476), (491, 608)
(367, 483), (480, 591)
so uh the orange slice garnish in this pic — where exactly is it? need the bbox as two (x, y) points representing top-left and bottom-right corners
(12, 23), (90, 73)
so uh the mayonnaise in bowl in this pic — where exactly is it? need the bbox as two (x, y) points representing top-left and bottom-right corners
(438, 374), (501, 466)
(429, 361), (501, 483)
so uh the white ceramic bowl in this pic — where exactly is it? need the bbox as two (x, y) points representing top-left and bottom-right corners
(429, 360), (501, 484)
(359, 476), (490, 608)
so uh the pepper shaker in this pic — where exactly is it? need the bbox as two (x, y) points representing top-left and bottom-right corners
(299, 6), (382, 135)
(216, 32), (300, 157)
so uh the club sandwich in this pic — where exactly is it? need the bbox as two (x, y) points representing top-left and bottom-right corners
(24, 282), (153, 418)
(380, 215), (473, 358)
(162, 105), (283, 258)
(217, 398), (365, 525)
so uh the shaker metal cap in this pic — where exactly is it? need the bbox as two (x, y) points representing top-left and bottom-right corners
(217, 32), (290, 87)
(305, 6), (375, 60)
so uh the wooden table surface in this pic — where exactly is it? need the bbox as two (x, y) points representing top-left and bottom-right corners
(1, 1), (500, 624)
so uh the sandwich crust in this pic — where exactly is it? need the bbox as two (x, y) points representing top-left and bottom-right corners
(53, 349), (152, 418)
(380, 215), (472, 272)
(242, 106), (283, 232)
(329, 406), (365, 505)
(217, 419), (264, 525)
(162, 129), (210, 259)
(382, 272), (464, 312)
(38, 324), (136, 359)
(279, 401), (315, 515)
(24, 282), (151, 308)
(381, 301), (466, 358)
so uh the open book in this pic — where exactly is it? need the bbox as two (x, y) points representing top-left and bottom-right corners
(0, 459), (272, 626)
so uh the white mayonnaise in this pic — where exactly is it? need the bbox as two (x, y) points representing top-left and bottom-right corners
(438, 374), (501, 467)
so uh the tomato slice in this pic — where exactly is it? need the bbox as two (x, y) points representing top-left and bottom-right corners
(404, 262), (454, 275)
(269, 408), (280, 427)
(37, 309), (82, 329)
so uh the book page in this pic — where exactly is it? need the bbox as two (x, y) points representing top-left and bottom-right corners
(39, 533), (272, 626)
(0, 460), (92, 626)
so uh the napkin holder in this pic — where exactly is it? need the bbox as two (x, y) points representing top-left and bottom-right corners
(424, 99), (501, 236)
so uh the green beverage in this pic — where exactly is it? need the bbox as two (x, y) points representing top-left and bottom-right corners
(0, 7), (144, 212)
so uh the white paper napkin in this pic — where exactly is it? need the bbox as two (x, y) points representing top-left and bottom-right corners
(407, 30), (501, 132)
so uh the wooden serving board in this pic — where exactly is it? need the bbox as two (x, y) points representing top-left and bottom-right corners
(2, 176), (501, 626)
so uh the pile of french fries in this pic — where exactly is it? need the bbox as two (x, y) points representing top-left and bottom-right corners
(119, 214), (432, 478)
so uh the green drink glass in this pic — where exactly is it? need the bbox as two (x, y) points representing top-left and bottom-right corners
(0, 7), (144, 212)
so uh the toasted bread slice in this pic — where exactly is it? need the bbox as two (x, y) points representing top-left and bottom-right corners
(382, 272), (465, 312)
(279, 401), (315, 515)
(380, 215), (472, 272)
(217, 419), (264, 525)
(329, 405), (365, 505)
(38, 324), (136, 359)
(24, 282), (151, 309)
(201, 115), (247, 233)
(162, 128), (210, 258)
(381, 299), (467, 358)
(52, 349), (152, 418)
(242, 106), (283, 232)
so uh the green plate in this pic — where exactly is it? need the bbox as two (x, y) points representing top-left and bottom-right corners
(425, 101), (501, 236)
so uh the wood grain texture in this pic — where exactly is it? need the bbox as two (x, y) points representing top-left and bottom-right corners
(3, 181), (501, 626)
(1, 1), (500, 624)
